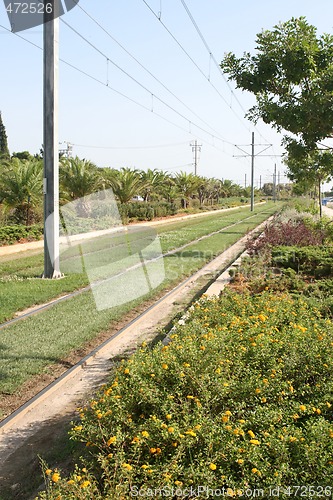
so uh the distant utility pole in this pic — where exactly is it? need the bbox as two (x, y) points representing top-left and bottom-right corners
(273, 163), (277, 202)
(234, 133), (276, 212)
(190, 140), (202, 175)
(43, 1), (61, 278)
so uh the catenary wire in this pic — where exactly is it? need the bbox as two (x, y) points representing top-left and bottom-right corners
(60, 18), (234, 147)
(64, 1), (230, 143)
(0, 23), (233, 157)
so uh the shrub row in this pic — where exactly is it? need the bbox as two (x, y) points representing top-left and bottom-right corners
(0, 223), (43, 246)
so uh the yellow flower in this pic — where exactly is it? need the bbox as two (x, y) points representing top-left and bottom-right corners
(209, 463), (217, 470)
(300, 404), (306, 411)
(73, 426), (82, 432)
(255, 388), (261, 394)
(124, 368), (130, 374)
(225, 410), (232, 416)
(175, 480), (183, 486)
(51, 472), (60, 483)
(107, 436), (117, 446)
(185, 430), (197, 437)
(168, 427), (175, 433)
(258, 314), (267, 322)
(222, 415), (229, 423)
(237, 459), (244, 464)
(45, 469), (52, 476)
(122, 463), (133, 471)
(67, 480), (75, 485)
(162, 363), (168, 370)
(252, 468), (260, 475)
(250, 439), (260, 445)
(166, 414), (172, 420)
(141, 431), (149, 438)
(81, 480), (91, 489)
(248, 430), (255, 439)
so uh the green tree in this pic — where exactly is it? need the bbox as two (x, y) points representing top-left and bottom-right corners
(140, 169), (167, 202)
(0, 158), (42, 224)
(0, 112), (10, 160)
(105, 167), (143, 204)
(221, 17), (333, 212)
(174, 171), (199, 208)
(60, 157), (101, 216)
(221, 17), (333, 147)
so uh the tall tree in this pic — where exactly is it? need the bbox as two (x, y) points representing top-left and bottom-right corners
(221, 17), (333, 147)
(174, 172), (199, 208)
(0, 158), (42, 224)
(221, 17), (333, 211)
(0, 112), (10, 159)
(105, 167), (143, 204)
(60, 157), (101, 216)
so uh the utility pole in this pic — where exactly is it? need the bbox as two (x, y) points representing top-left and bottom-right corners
(250, 132), (255, 211)
(273, 163), (277, 202)
(277, 171), (280, 200)
(43, 1), (61, 278)
(190, 140), (202, 175)
(234, 133), (275, 212)
(259, 175), (262, 190)
(244, 173), (247, 189)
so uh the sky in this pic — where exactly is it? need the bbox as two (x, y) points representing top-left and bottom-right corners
(1, 0), (333, 189)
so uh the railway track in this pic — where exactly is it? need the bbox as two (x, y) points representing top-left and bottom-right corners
(0, 208), (270, 331)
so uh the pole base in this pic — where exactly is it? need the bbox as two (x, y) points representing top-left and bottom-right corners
(41, 270), (64, 279)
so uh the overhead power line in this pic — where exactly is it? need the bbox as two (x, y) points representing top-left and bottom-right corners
(141, 0), (251, 133)
(69, 1), (228, 142)
(0, 23), (232, 157)
(178, 0), (275, 147)
(60, 18), (234, 146)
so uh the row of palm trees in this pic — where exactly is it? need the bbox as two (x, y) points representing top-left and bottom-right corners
(0, 156), (250, 225)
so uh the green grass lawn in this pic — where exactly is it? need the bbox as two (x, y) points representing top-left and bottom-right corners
(0, 204), (277, 324)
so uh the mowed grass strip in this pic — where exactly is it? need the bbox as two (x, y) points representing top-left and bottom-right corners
(0, 204), (276, 323)
(0, 205), (280, 400)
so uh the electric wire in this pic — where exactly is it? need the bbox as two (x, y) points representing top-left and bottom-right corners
(0, 23), (232, 157)
(60, 18), (234, 147)
(141, 0), (252, 133)
(66, 1), (230, 143)
(178, 0), (277, 149)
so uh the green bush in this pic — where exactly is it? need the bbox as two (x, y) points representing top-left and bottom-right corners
(0, 223), (43, 245)
(38, 290), (333, 498)
(272, 246), (333, 278)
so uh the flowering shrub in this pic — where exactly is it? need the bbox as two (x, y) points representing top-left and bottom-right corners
(246, 219), (326, 257)
(38, 289), (333, 499)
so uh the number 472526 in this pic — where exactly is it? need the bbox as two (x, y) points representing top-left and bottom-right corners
(5, 3), (53, 14)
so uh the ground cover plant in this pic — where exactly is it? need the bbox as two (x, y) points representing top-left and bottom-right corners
(37, 288), (333, 499)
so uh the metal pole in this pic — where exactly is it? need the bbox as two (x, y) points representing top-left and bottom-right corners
(251, 132), (254, 211)
(273, 163), (277, 202)
(43, 3), (61, 278)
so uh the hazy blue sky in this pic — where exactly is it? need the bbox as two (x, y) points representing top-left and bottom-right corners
(1, 0), (333, 188)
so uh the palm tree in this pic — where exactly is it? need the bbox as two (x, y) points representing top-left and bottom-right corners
(174, 171), (199, 208)
(60, 157), (101, 216)
(140, 168), (167, 202)
(0, 158), (42, 224)
(105, 167), (143, 204)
